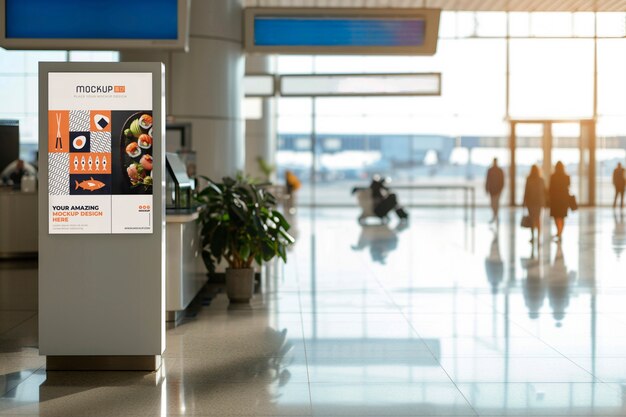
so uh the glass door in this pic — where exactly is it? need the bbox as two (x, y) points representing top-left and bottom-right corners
(552, 122), (587, 205)
(511, 122), (547, 206)
(510, 120), (595, 206)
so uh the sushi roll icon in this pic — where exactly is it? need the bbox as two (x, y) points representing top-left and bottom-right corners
(94, 114), (110, 131)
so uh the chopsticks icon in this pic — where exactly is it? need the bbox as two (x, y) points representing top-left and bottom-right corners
(55, 112), (62, 150)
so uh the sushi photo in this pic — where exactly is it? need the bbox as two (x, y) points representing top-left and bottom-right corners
(118, 111), (154, 194)
(139, 114), (153, 130)
(140, 154), (153, 172)
(138, 134), (152, 149)
(126, 142), (141, 158)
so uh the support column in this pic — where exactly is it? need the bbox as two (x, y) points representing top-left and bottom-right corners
(244, 55), (276, 182)
(120, 0), (245, 180)
(543, 122), (552, 189)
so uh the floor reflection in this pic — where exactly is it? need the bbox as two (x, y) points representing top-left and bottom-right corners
(1, 208), (626, 416)
(521, 245), (545, 319)
(547, 243), (577, 325)
(613, 211), (626, 259)
(351, 222), (407, 264)
(485, 232), (504, 294)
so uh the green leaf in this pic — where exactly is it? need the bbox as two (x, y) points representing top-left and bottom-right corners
(278, 229), (296, 244)
(240, 243), (250, 260)
(230, 197), (247, 221)
(272, 210), (291, 230)
(278, 244), (287, 262)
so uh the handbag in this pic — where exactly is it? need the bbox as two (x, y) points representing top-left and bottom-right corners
(569, 195), (578, 211)
(521, 214), (532, 228)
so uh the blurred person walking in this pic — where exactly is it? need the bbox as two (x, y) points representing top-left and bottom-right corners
(612, 162), (625, 210)
(549, 161), (574, 242)
(523, 164), (546, 244)
(285, 170), (301, 214)
(485, 158), (505, 224)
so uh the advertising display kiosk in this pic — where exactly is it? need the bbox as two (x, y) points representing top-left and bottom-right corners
(38, 62), (165, 370)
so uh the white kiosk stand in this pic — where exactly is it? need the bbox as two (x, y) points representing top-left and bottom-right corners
(38, 62), (166, 370)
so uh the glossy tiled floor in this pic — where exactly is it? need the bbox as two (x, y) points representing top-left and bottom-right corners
(1, 207), (626, 416)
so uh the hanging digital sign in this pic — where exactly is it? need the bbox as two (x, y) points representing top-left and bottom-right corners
(47, 72), (154, 234)
(244, 8), (441, 55)
(1, 0), (190, 50)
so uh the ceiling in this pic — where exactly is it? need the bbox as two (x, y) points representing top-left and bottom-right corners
(244, 0), (626, 12)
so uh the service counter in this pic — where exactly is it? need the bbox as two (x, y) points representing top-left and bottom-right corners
(166, 207), (207, 321)
(1, 187), (204, 319)
(0, 190), (38, 258)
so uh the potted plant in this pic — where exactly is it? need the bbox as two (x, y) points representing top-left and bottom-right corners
(196, 175), (294, 303)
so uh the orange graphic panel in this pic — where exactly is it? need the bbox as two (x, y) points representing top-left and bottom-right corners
(48, 110), (69, 153)
(90, 110), (112, 133)
(69, 152), (112, 174)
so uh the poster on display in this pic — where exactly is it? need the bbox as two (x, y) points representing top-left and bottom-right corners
(47, 72), (154, 234)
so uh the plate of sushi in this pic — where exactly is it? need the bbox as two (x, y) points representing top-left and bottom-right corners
(120, 112), (153, 192)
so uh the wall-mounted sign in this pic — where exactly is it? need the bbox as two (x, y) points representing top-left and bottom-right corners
(47, 72), (154, 234)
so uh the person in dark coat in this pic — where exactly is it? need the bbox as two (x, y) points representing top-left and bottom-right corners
(523, 164), (546, 244)
(613, 162), (625, 209)
(370, 175), (388, 207)
(485, 158), (505, 224)
(549, 161), (571, 241)
(8, 159), (26, 190)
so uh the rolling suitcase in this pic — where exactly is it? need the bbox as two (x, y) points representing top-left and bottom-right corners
(374, 194), (397, 218)
(396, 207), (409, 220)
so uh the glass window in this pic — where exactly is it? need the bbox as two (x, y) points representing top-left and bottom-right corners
(0, 49), (119, 159)
(0, 76), (28, 114)
(438, 11), (457, 38)
(69, 51), (119, 62)
(475, 12), (507, 37)
(596, 13), (626, 37)
(597, 116), (626, 206)
(509, 39), (594, 119)
(598, 39), (626, 116)
(456, 12), (478, 38)
(275, 55), (314, 74)
(573, 12), (595, 37)
(276, 39), (507, 206)
(596, 38), (626, 206)
(530, 13), (573, 37)
(509, 13), (531, 37)
(267, 12), (625, 207)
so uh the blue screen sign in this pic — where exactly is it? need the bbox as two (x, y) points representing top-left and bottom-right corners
(254, 16), (426, 47)
(5, 0), (177, 40)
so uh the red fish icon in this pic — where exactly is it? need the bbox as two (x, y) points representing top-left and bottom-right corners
(75, 177), (106, 191)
